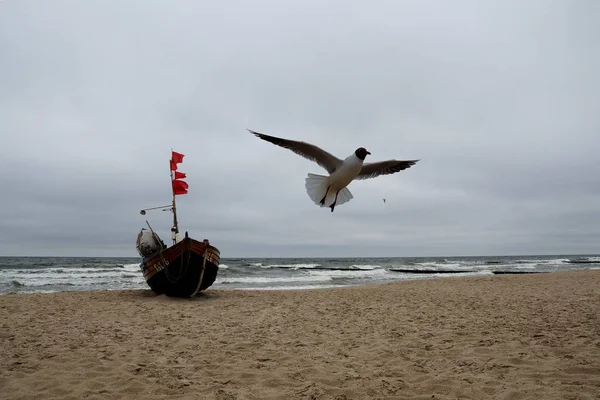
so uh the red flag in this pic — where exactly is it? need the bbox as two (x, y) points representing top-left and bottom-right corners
(172, 151), (184, 164)
(172, 179), (188, 195)
(170, 151), (185, 171)
(174, 171), (187, 179)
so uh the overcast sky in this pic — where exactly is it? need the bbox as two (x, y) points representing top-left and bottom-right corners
(1, 0), (599, 258)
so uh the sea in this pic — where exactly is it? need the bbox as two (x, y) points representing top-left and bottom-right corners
(1, 254), (599, 295)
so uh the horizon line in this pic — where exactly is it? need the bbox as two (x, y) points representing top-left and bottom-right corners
(0, 253), (598, 259)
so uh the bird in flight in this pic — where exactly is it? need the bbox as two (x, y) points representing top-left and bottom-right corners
(249, 129), (419, 212)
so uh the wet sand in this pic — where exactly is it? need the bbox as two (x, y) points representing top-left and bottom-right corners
(1, 270), (599, 399)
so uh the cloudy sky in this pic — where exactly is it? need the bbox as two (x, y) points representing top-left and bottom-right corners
(1, 0), (598, 258)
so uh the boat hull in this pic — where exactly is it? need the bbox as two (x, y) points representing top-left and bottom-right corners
(140, 236), (220, 297)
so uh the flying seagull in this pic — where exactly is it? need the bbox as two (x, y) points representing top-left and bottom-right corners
(248, 129), (419, 212)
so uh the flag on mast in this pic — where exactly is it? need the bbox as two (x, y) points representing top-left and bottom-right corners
(170, 151), (185, 171)
(172, 179), (188, 195)
(170, 151), (188, 196)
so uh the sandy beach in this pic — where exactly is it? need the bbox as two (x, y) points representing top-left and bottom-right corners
(1, 270), (599, 400)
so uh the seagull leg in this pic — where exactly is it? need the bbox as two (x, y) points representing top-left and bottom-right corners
(319, 186), (331, 205)
(330, 191), (340, 212)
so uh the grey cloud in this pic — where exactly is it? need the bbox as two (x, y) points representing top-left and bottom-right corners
(0, 0), (599, 257)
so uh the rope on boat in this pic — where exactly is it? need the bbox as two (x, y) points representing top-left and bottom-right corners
(163, 238), (192, 284)
(190, 243), (209, 297)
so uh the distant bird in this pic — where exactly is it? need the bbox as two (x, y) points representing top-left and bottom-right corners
(383, 198), (386, 204)
(248, 129), (419, 212)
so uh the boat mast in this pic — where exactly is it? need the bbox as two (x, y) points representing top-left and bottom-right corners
(170, 150), (179, 244)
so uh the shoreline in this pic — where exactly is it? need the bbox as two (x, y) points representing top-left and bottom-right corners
(0, 270), (548, 296)
(2, 254), (598, 296)
(1, 270), (599, 399)
(0, 267), (593, 296)
(5, 268), (590, 297)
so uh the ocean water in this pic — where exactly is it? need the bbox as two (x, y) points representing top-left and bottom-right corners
(1, 254), (599, 295)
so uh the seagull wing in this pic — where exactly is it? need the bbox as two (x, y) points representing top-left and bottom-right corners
(248, 129), (342, 174)
(355, 159), (420, 180)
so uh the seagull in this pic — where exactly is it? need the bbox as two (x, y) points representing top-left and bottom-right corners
(249, 129), (419, 212)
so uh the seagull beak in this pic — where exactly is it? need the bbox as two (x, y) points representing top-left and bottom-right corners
(367, 151), (371, 155)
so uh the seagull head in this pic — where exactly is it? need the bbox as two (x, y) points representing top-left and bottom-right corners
(354, 147), (371, 160)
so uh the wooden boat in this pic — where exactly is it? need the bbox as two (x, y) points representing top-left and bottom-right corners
(135, 150), (220, 297)
(139, 233), (220, 297)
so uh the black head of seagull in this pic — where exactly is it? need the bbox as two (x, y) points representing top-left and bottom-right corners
(354, 147), (371, 160)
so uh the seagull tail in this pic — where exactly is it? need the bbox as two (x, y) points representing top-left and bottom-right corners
(305, 173), (330, 206)
(305, 173), (353, 208)
(335, 186), (353, 207)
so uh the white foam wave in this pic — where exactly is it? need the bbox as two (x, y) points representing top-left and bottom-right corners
(495, 264), (537, 270)
(8, 275), (145, 287)
(1, 269), (137, 277)
(413, 262), (463, 269)
(232, 284), (342, 291)
(0, 265), (145, 290)
(548, 258), (571, 264)
(471, 264), (492, 269)
(122, 263), (143, 271)
(307, 269), (388, 278)
(347, 265), (382, 270)
(219, 264), (229, 269)
(217, 275), (331, 284)
(0, 267), (130, 275)
(567, 257), (600, 264)
(396, 270), (493, 279)
(261, 263), (321, 269)
(516, 259), (569, 265)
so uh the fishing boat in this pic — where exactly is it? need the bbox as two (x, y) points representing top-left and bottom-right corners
(135, 150), (221, 297)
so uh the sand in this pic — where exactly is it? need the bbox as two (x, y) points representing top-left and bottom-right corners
(1, 270), (599, 400)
